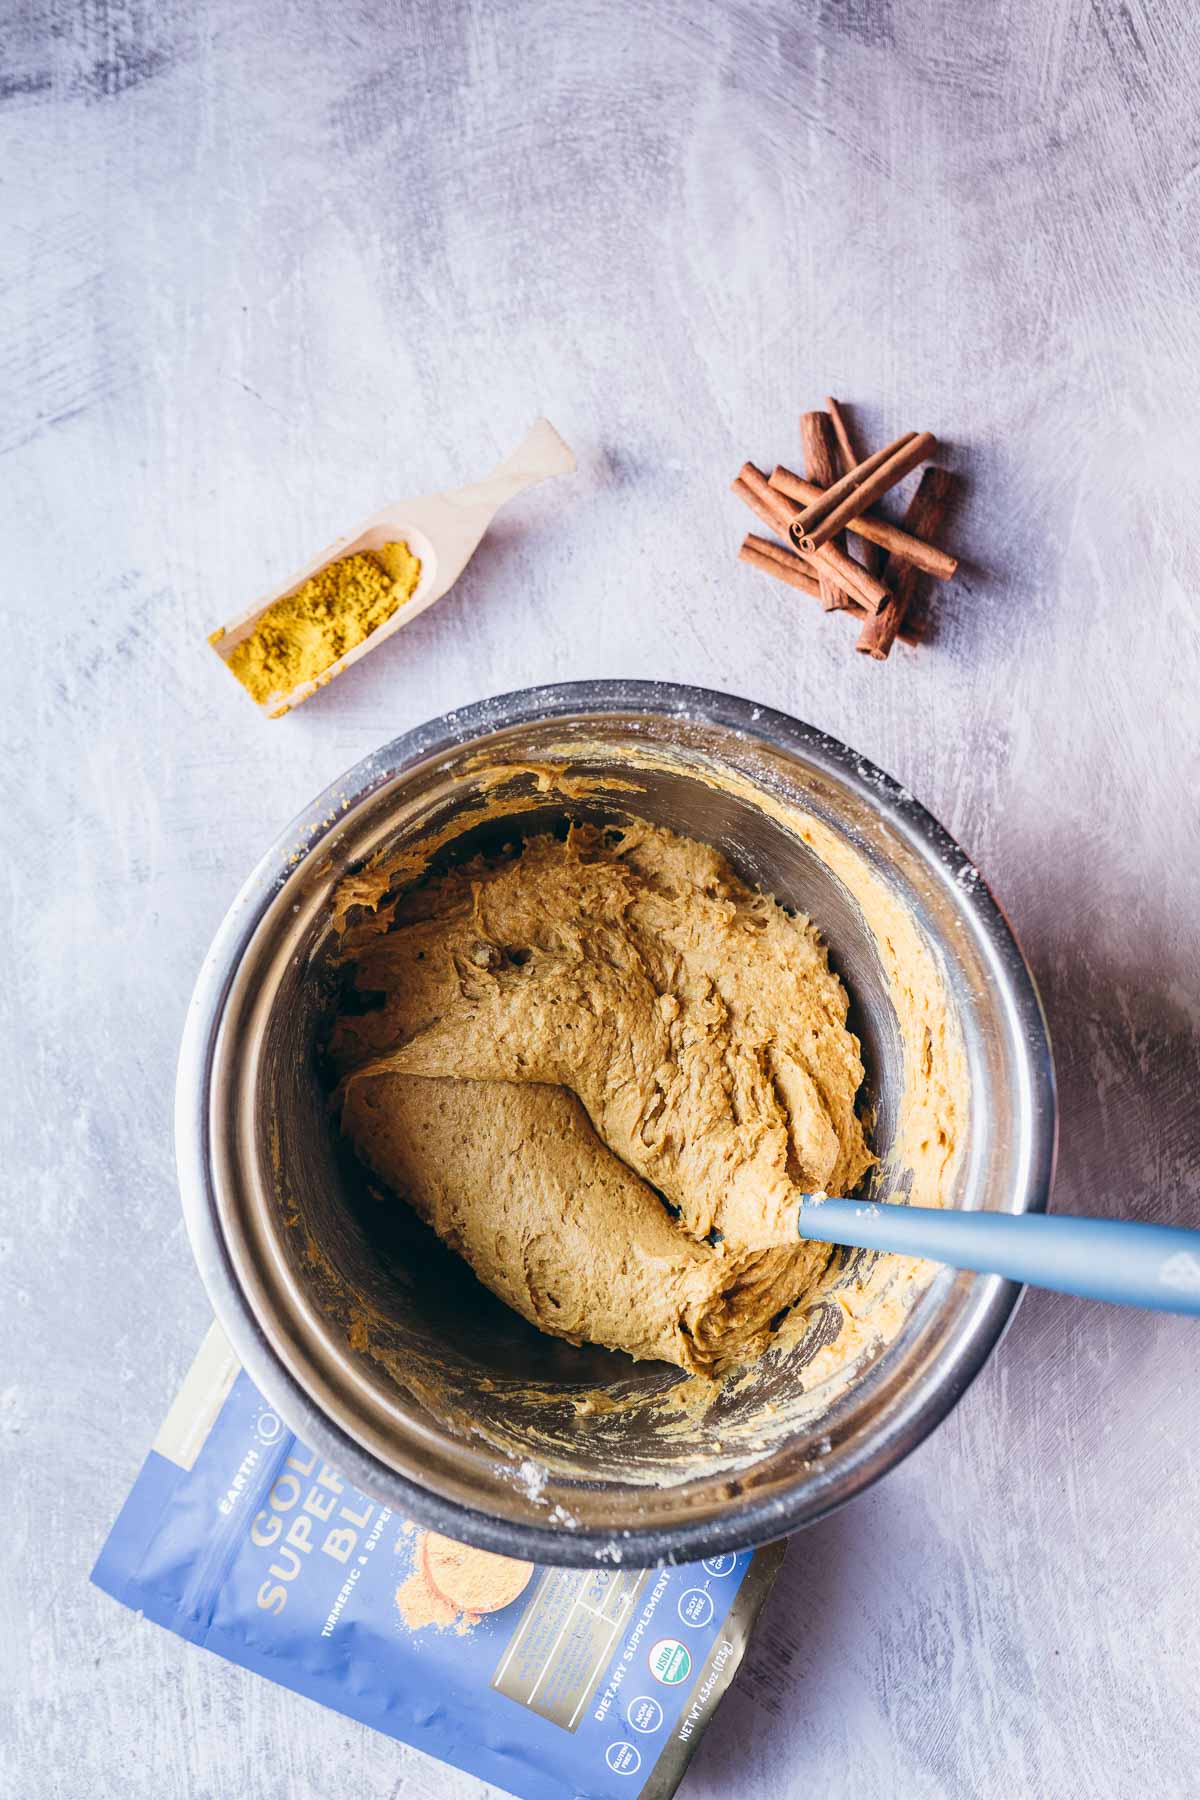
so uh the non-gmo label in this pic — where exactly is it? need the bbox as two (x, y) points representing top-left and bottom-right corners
(702, 1554), (736, 1577)
(647, 1637), (692, 1685)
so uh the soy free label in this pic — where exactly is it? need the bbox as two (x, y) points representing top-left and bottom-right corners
(648, 1638), (692, 1685)
(677, 1587), (715, 1628)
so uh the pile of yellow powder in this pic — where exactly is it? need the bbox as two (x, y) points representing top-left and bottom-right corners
(223, 539), (421, 706)
(394, 1525), (533, 1635)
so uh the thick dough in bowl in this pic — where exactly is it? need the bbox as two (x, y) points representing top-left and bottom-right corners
(333, 821), (873, 1374)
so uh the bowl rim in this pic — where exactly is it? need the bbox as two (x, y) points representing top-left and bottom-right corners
(176, 679), (1057, 1564)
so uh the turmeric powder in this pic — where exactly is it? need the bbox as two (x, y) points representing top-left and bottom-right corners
(224, 540), (421, 708)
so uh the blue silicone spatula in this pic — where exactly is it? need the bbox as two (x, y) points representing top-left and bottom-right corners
(797, 1197), (1200, 1315)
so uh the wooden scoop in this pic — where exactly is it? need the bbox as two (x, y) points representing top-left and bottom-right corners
(209, 417), (576, 716)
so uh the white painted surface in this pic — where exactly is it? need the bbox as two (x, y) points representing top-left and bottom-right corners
(3, 2), (1199, 1795)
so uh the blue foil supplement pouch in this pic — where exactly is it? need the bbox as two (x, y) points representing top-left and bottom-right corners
(92, 1325), (786, 1800)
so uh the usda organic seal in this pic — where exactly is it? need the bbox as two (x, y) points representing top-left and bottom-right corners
(648, 1638), (692, 1685)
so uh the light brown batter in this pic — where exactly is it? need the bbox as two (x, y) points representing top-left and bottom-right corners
(333, 820), (874, 1376)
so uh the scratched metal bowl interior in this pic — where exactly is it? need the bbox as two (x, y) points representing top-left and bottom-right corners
(178, 682), (1054, 1565)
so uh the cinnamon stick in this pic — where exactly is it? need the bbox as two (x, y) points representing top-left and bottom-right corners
(825, 397), (860, 480)
(857, 467), (958, 660)
(740, 534), (921, 639)
(800, 413), (841, 493)
(825, 397), (886, 578)
(769, 466), (957, 580)
(792, 432), (937, 552)
(807, 535), (890, 612)
(731, 464), (795, 536)
(788, 432), (916, 542)
(731, 464), (890, 612)
(801, 412), (849, 611)
(740, 534), (856, 606)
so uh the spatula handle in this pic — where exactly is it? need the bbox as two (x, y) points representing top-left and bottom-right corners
(798, 1198), (1200, 1315)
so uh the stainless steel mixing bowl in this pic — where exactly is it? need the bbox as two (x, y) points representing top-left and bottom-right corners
(177, 681), (1056, 1565)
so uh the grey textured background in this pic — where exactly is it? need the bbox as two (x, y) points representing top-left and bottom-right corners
(3, 1), (1199, 1796)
